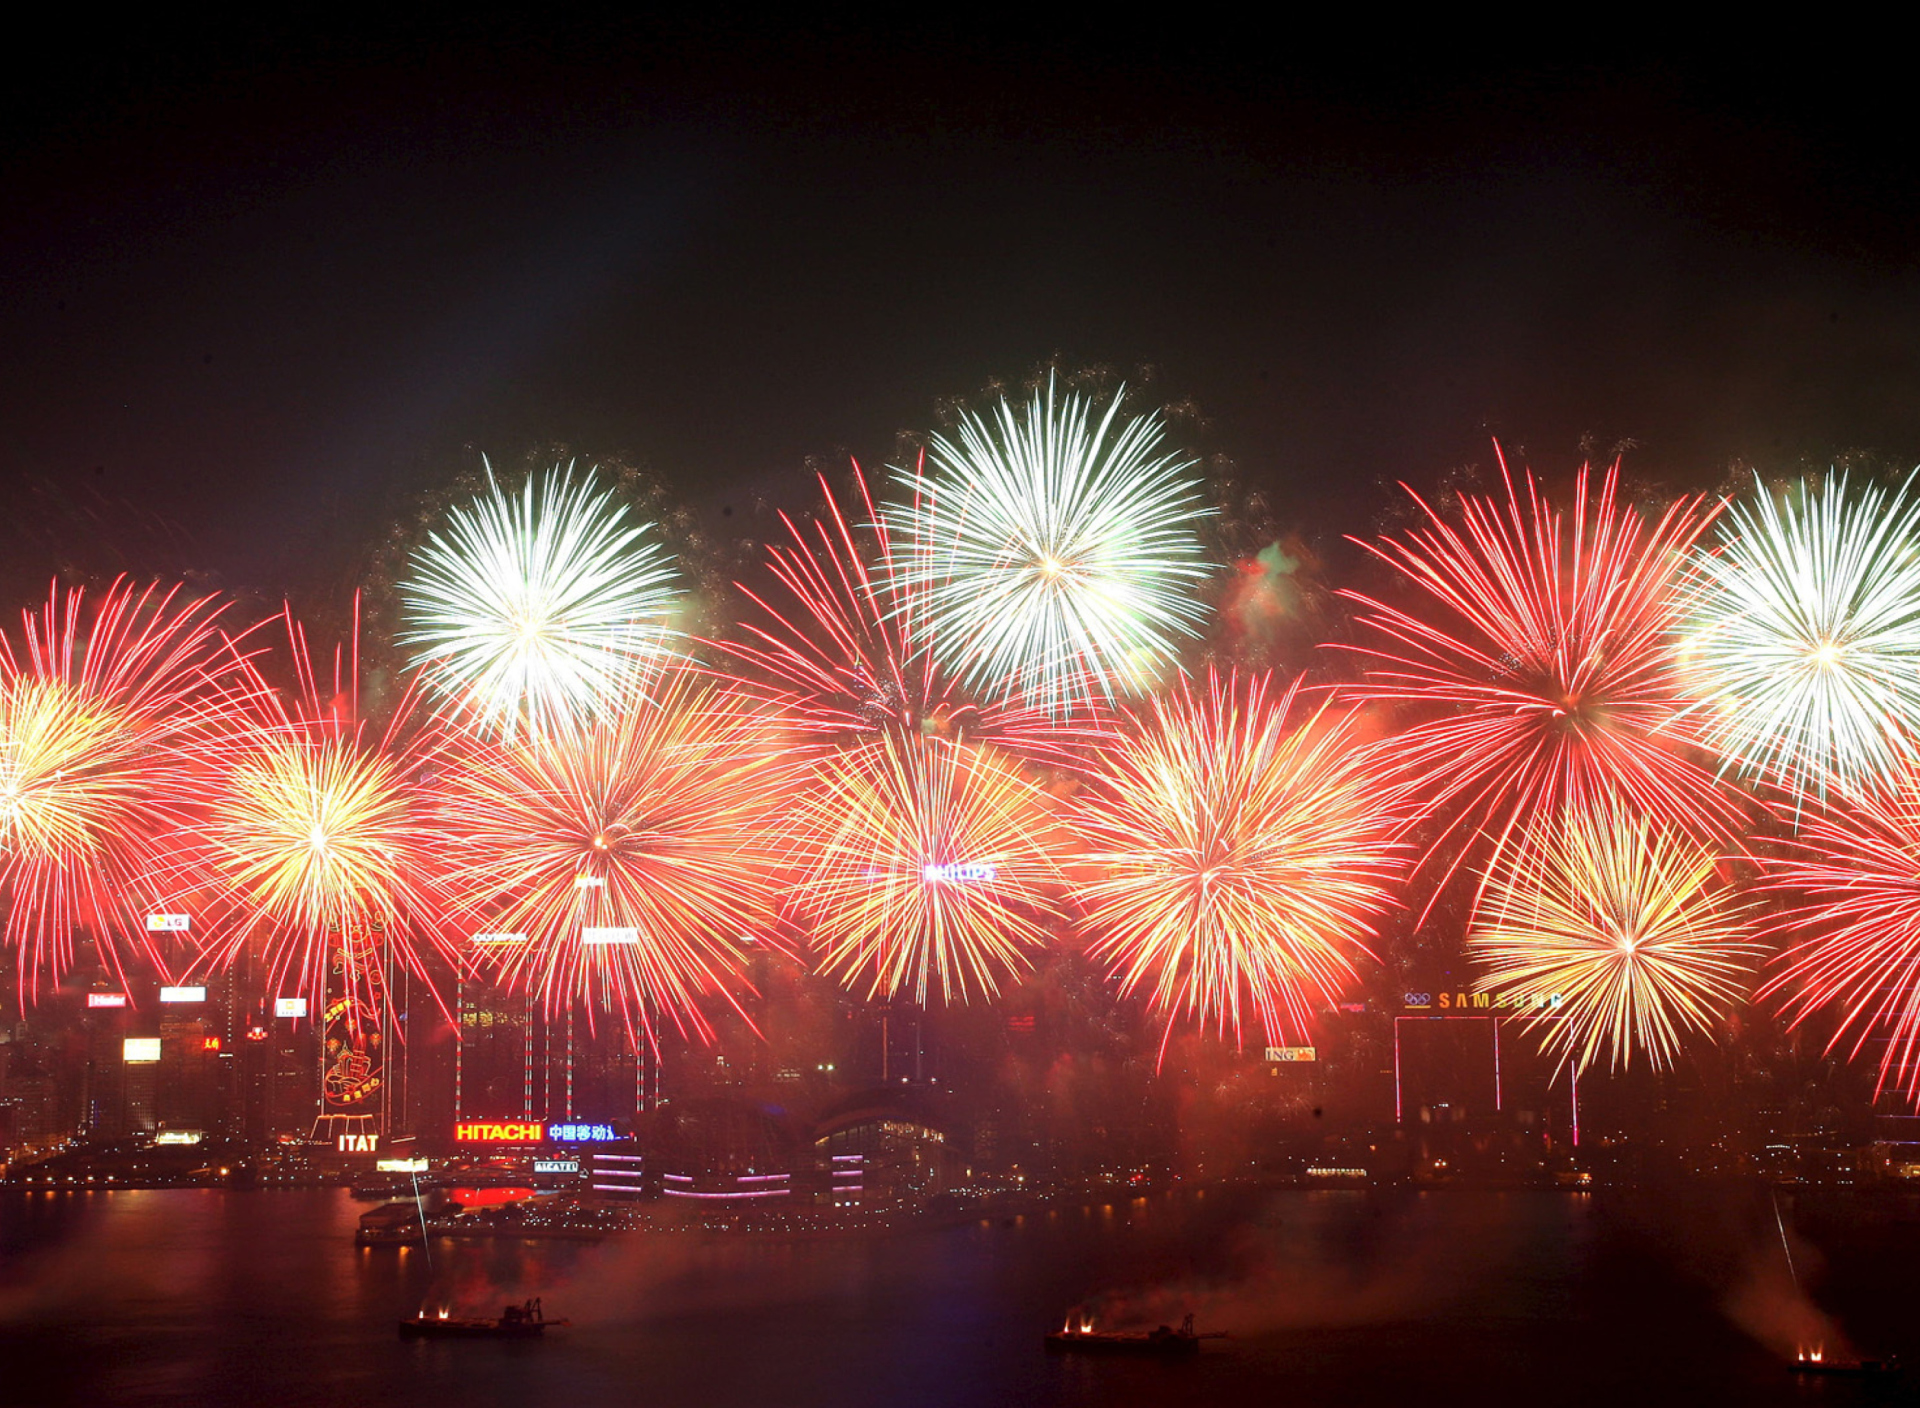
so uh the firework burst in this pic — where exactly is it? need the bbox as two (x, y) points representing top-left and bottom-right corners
(883, 376), (1212, 716)
(1759, 767), (1920, 1101)
(434, 664), (789, 1040)
(1679, 472), (1920, 803)
(1468, 803), (1759, 1073)
(1065, 672), (1405, 1052)
(397, 462), (681, 737)
(722, 469), (1100, 765)
(1343, 457), (1741, 903)
(785, 733), (1062, 1006)
(171, 607), (458, 1012)
(0, 579), (232, 996)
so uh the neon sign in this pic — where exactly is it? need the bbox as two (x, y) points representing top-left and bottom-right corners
(145, 913), (190, 932)
(1404, 990), (1563, 1012)
(922, 862), (996, 883)
(548, 1123), (617, 1142)
(452, 1121), (618, 1143)
(454, 1121), (545, 1143)
(337, 1133), (380, 1153)
(273, 997), (308, 1018)
(533, 1159), (580, 1174)
(1264, 1046), (1316, 1062)
(123, 1038), (161, 1063)
(472, 932), (527, 945)
(87, 992), (127, 1008)
(202, 1036), (222, 1052)
(580, 927), (639, 946)
(159, 985), (206, 1003)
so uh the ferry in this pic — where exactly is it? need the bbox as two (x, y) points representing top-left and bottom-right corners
(1791, 1348), (1899, 1378)
(1045, 1312), (1223, 1356)
(399, 1298), (565, 1340)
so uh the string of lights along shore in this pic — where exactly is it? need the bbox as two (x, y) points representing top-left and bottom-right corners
(12, 372), (1920, 1100)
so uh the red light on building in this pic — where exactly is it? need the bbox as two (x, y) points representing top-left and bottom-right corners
(202, 1036), (222, 1052)
(453, 1121), (545, 1143)
(446, 1186), (536, 1208)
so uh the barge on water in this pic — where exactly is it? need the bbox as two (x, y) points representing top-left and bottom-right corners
(399, 1298), (565, 1340)
(1791, 1349), (1899, 1378)
(1045, 1313), (1224, 1357)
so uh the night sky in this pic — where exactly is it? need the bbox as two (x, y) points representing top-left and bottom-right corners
(4, 22), (1918, 608)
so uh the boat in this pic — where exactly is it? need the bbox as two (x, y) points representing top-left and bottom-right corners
(398, 1298), (567, 1339)
(1045, 1312), (1223, 1356)
(1791, 1349), (1898, 1378)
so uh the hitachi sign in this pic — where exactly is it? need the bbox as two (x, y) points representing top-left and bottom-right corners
(454, 1121), (545, 1143)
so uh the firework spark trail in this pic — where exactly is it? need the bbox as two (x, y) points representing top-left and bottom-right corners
(0, 578), (235, 997)
(785, 731), (1063, 1006)
(1341, 455), (1742, 912)
(434, 663), (790, 1041)
(720, 468), (1104, 766)
(1758, 767), (1920, 1102)
(397, 461), (681, 738)
(1679, 471), (1920, 805)
(1468, 802), (1760, 1073)
(167, 604), (461, 1016)
(883, 376), (1212, 717)
(1065, 671), (1406, 1054)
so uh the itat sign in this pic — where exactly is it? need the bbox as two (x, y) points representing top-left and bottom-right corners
(337, 1133), (379, 1153)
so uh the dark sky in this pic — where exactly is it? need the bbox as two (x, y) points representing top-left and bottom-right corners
(4, 21), (1919, 607)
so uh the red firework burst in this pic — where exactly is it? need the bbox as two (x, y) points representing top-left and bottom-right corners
(0, 578), (236, 997)
(719, 468), (1103, 766)
(1759, 769), (1920, 1102)
(1340, 455), (1742, 905)
(1065, 671), (1408, 1054)
(432, 662), (791, 1043)
(163, 603), (462, 1017)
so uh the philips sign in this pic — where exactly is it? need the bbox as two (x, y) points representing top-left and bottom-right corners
(922, 862), (996, 883)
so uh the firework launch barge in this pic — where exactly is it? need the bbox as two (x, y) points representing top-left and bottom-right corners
(1790, 1349), (1899, 1378)
(399, 1299), (565, 1340)
(1045, 1314), (1224, 1357)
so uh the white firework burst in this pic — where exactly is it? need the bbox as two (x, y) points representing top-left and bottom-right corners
(1680, 472), (1920, 802)
(883, 376), (1212, 715)
(398, 463), (681, 736)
